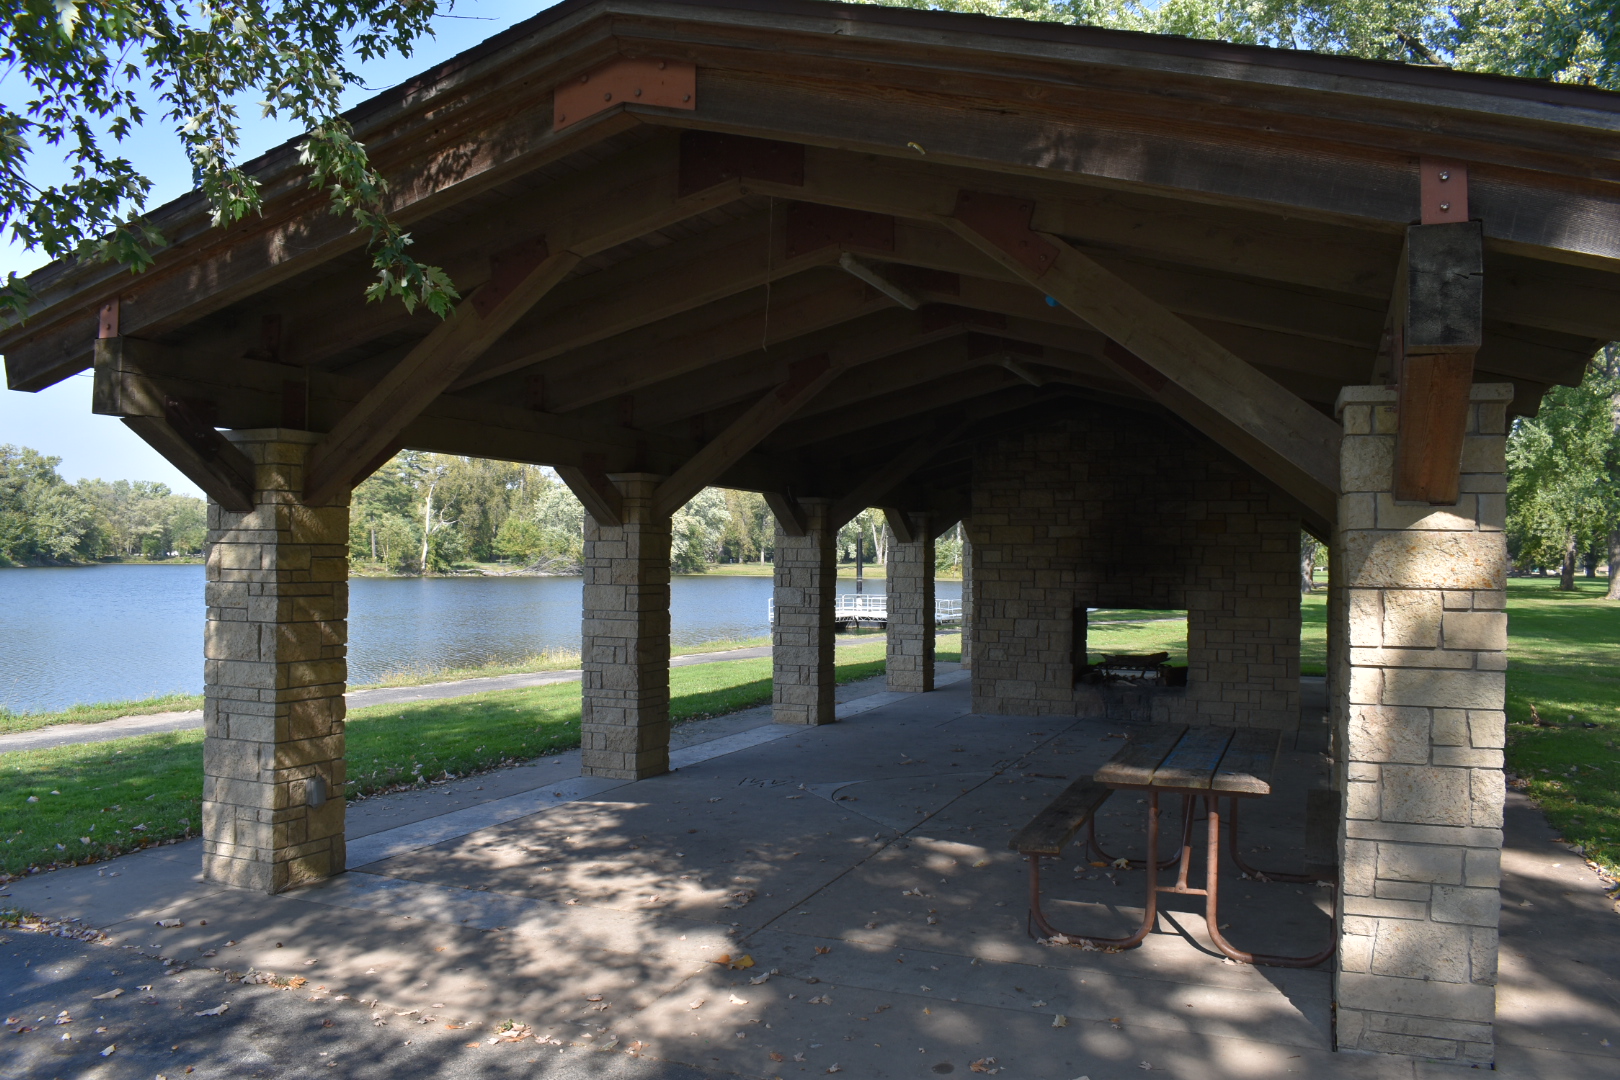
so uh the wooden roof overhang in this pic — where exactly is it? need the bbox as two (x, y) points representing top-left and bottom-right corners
(6, 0), (1620, 539)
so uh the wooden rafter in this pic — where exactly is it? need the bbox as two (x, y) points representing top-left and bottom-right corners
(942, 197), (1341, 520)
(652, 354), (841, 518)
(303, 248), (582, 504)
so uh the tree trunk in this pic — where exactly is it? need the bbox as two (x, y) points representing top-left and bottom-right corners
(1609, 530), (1620, 601)
(1559, 532), (1578, 591)
(420, 481), (436, 576)
(1300, 536), (1319, 593)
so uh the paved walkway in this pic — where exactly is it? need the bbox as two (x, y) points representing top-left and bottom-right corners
(2, 676), (1614, 1079)
(0, 636), (907, 754)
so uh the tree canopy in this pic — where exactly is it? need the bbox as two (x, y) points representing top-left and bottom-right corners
(0, 444), (207, 563)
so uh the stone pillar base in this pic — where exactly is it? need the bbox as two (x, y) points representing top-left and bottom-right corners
(773, 499), (836, 725)
(1332, 385), (1510, 1063)
(202, 429), (349, 895)
(581, 474), (671, 780)
(887, 519), (935, 693)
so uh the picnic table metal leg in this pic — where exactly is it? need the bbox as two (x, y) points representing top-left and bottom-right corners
(1027, 791), (1160, 950)
(1225, 796), (1326, 885)
(1202, 796), (1335, 969)
(1086, 794), (1188, 871)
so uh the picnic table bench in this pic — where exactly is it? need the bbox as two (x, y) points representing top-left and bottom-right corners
(1010, 724), (1335, 968)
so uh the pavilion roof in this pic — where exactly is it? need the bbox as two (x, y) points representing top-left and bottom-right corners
(6, 0), (1618, 532)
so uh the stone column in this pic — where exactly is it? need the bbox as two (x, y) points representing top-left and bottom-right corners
(581, 474), (671, 780)
(202, 430), (348, 894)
(959, 533), (974, 670)
(1332, 385), (1511, 1063)
(772, 499), (836, 725)
(886, 518), (935, 692)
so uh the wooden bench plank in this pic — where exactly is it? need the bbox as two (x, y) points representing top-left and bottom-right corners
(1151, 726), (1235, 789)
(1094, 726), (1186, 787)
(1009, 775), (1113, 857)
(1211, 727), (1283, 795)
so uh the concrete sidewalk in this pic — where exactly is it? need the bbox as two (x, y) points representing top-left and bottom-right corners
(3, 676), (1615, 1079)
(0, 635), (909, 754)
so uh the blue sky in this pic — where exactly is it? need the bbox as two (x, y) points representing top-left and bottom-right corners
(0, 1), (560, 497)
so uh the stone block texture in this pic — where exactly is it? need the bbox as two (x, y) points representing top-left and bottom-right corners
(959, 534), (974, 670)
(886, 522), (935, 692)
(581, 474), (671, 780)
(773, 499), (836, 725)
(202, 430), (348, 894)
(968, 408), (1301, 726)
(1332, 384), (1511, 1064)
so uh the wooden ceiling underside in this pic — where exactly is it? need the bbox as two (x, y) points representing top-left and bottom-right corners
(7, 0), (1620, 530)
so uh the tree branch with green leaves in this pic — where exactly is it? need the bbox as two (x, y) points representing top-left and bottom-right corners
(1, 0), (459, 328)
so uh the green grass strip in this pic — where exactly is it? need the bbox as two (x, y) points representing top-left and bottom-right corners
(1498, 579), (1620, 878)
(0, 637), (956, 880)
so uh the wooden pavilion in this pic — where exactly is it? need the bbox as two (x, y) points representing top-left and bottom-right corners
(7, 0), (1620, 1060)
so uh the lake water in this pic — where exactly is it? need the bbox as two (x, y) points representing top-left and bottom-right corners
(0, 564), (959, 713)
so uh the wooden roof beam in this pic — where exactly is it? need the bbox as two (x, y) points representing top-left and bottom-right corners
(303, 245), (581, 504)
(652, 354), (842, 518)
(473, 269), (889, 414)
(942, 190), (1341, 526)
(88, 334), (797, 491)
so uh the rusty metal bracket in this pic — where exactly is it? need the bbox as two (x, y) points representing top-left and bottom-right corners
(952, 191), (1058, 276)
(1419, 158), (1469, 224)
(98, 298), (119, 339)
(678, 131), (804, 196)
(776, 354), (832, 400)
(784, 203), (896, 258)
(473, 237), (550, 319)
(966, 334), (1041, 360)
(919, 304), (1006, 335)
(553, 56), (694, 131)
(1103, 340), (1169, 393)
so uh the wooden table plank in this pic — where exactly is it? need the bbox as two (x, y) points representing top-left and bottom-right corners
(1008, 776), (1114, 857)
(1094, 726), (1186, 787)
(1151, 726), (1236, 790)
(1211, 727), (1283, 795)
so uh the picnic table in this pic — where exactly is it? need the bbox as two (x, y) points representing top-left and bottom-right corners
(1010, 724), (1335, 968)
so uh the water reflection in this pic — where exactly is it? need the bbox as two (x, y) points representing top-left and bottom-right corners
(0, 565), (959, 713)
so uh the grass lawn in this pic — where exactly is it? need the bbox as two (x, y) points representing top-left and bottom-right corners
(1082, 596), (1328, 677)
(0, 636), (789, 736)
(1498, 578), (1620, 877)
(0, 635), (959, 881)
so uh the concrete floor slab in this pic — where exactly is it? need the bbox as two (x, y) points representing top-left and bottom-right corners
(4, 674), (1615, 1079)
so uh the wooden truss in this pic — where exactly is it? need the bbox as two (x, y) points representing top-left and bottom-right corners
(9, 0), (1620, 523)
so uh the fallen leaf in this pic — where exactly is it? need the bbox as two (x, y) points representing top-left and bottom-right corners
(1089, 861), (1108, 868)
(814, 946), (831, 955)
(827, 1065), (841, 1074)
(91, 989), (124, 1001)
(972, 859), (990, 868)
(688, 999), (705, 1010)
(585, 995), (604, 1002)
(749, 972), (771, 985)
(1138, 1062), (1153, 1071)
(729, 993), (749, 1005)
(156, 919), (183, 928)
(1111, 858), (1130, 869)
(1052, 1014), (1069, 1027)
(1032, 999), (1047, 1008)
(970, 1058), (998, 1073)
(99, 1043), (116, 1057)
(794, 1051), (807, 1062)
(194, 1004), (229, 1017)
